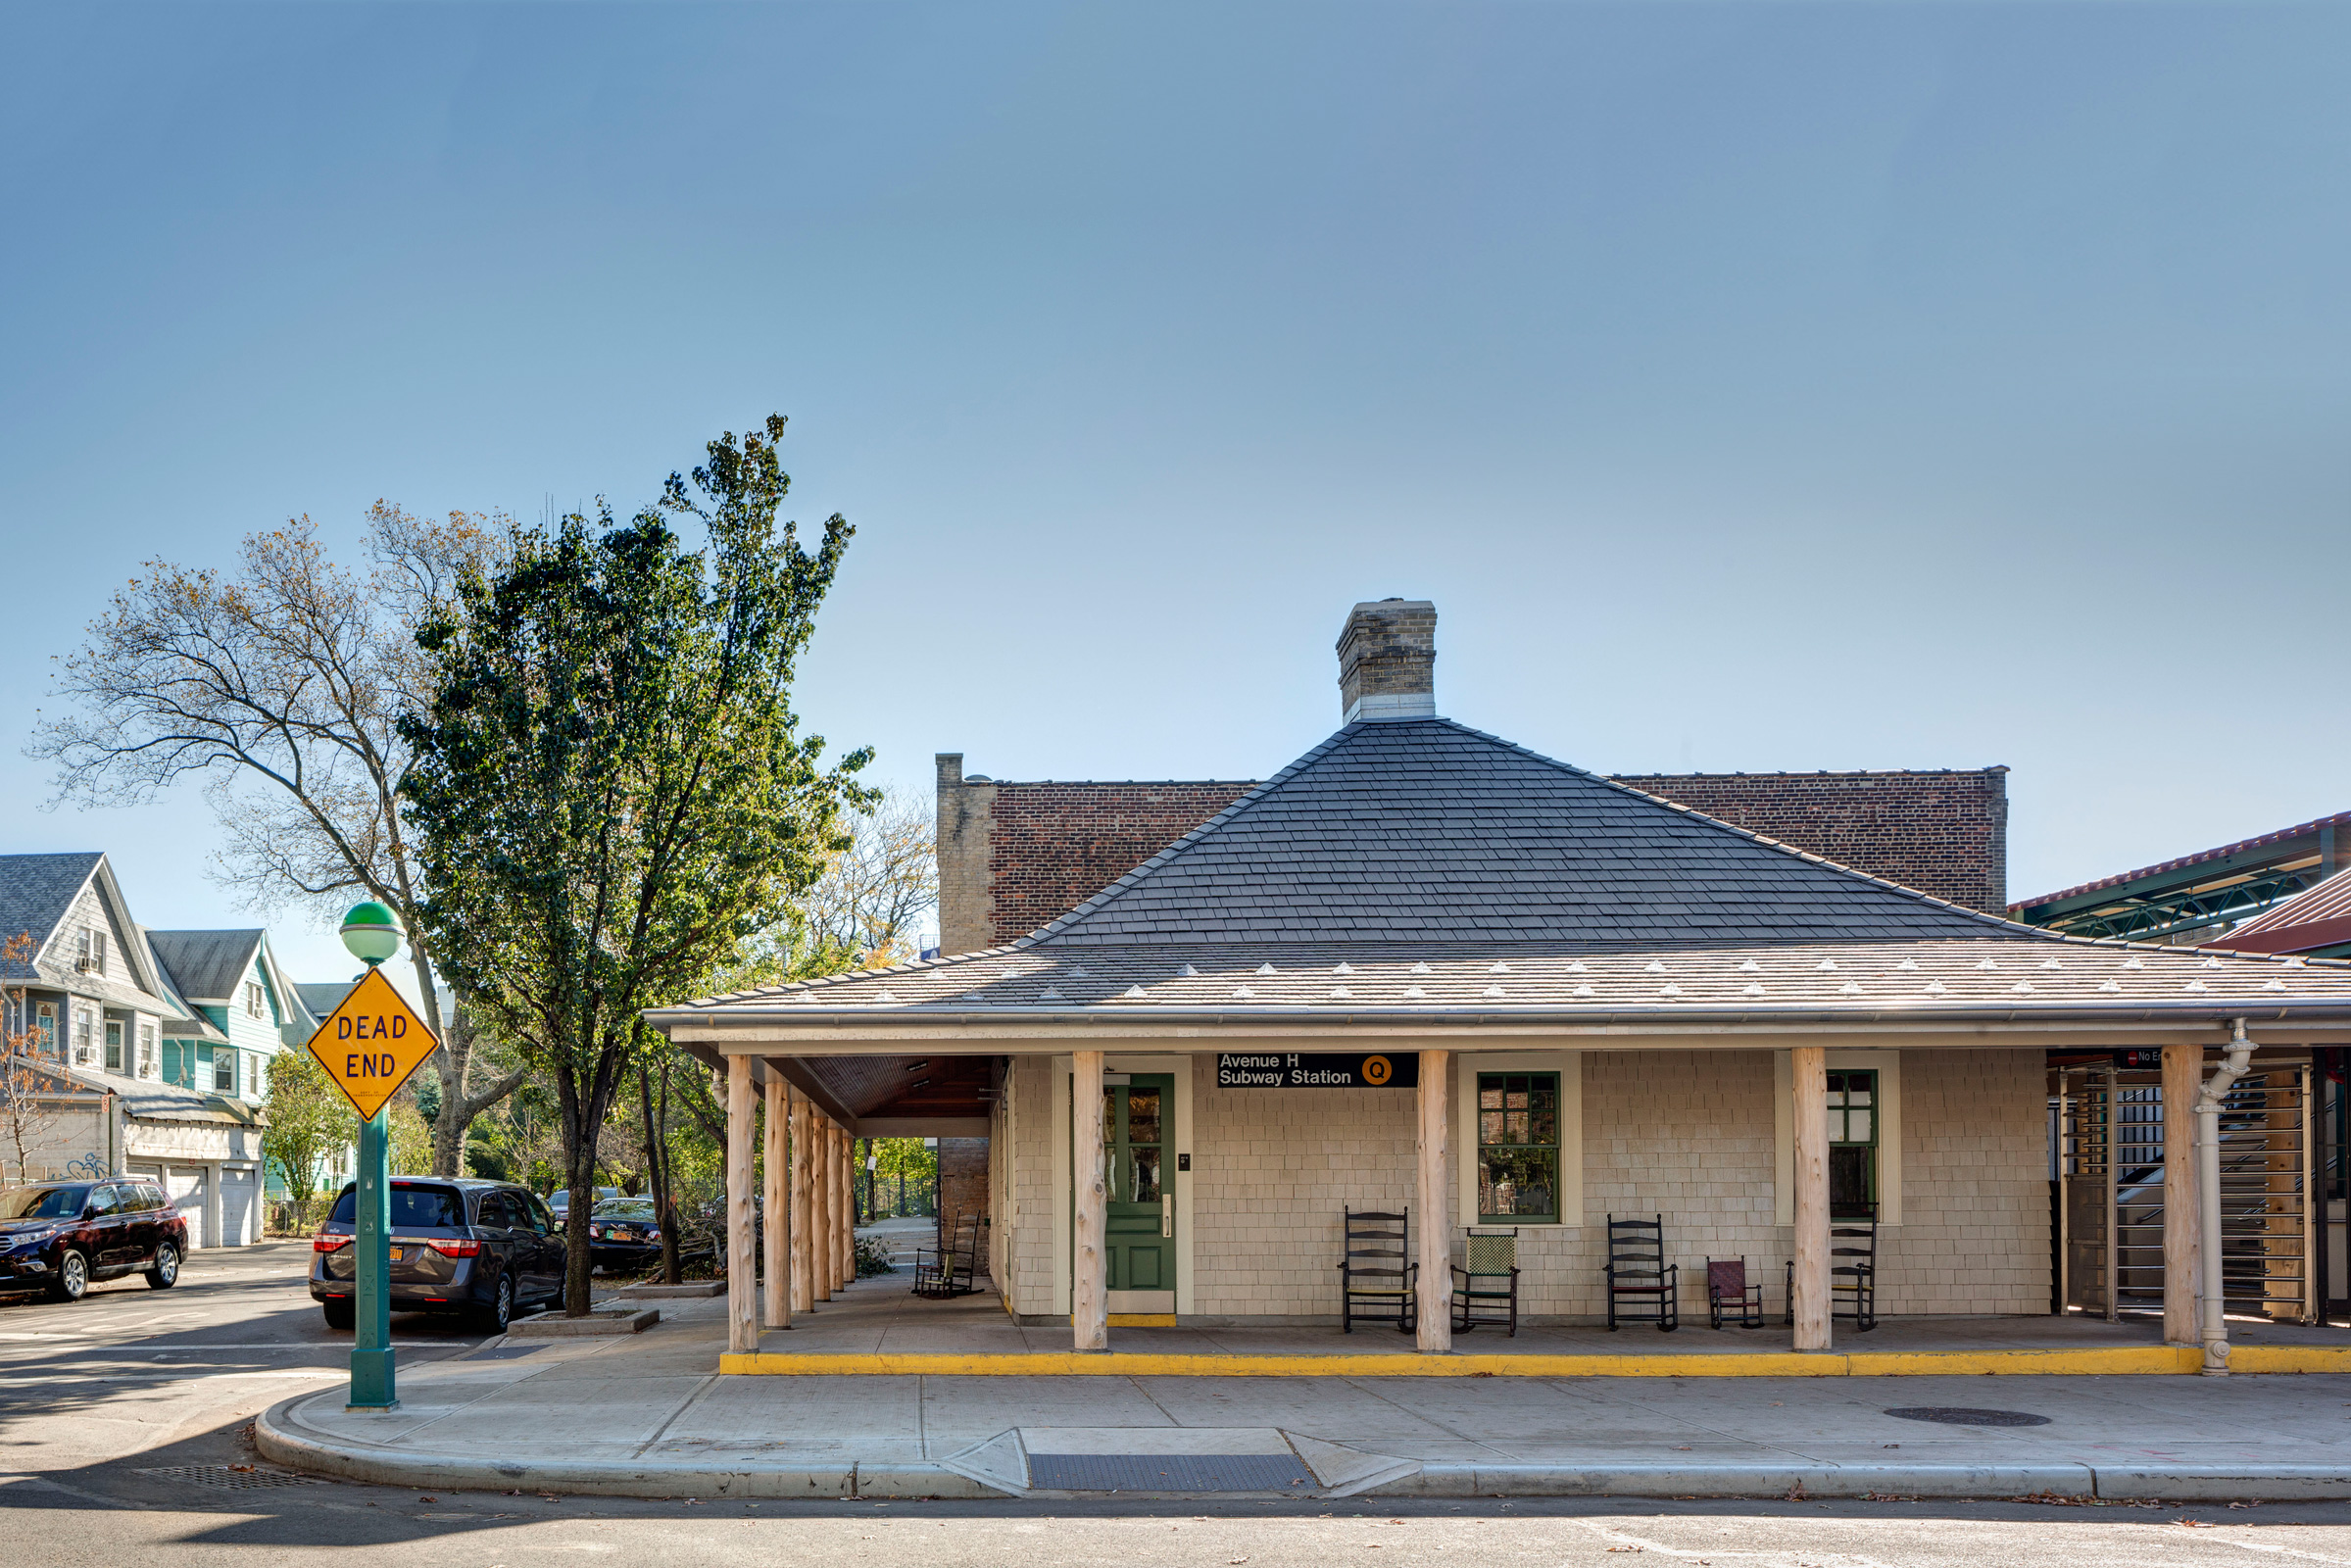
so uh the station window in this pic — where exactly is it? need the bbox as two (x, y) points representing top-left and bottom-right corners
(1477, 1072), (1560, 1223)
(1827, 1069), (1878, 1219)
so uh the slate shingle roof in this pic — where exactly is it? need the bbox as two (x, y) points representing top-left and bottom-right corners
(0, 853), (105, 976)
(1032, 720), (2006, 947)
(656, 719), (2351, 1022)
(147, 929), (267, 1004)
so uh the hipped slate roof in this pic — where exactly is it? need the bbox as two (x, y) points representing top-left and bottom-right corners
(657, 719), (2351, 1023)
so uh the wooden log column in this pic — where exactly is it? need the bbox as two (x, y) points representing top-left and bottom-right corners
(835, 1126), (853, 1291)
(790, 1088), (813, 1313)
(830, 1123), (849, 1294)
(725, 1054), (757, 1353)
(2163, 1043), (2202, 1345)
(812, 1117), (833, 1303)
(762, 1073), (789, 1331)
(1415, 1049), (1452, 1353)
(1790, 1044), (1830, 1351)
(1072, 1049), (1108, 1350)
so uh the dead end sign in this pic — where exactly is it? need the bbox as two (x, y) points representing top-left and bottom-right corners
(305, 966), (440, 1120)
(1215, 1052), (1419, 1089)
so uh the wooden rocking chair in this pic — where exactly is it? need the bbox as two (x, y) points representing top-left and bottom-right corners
(1605, 1214), (1678, 1332)
(1451, 1228), (1520, 1336)
(1337, 1206), (1416, 1333)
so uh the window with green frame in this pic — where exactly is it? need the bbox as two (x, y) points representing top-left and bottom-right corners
(1826, 1069), (1878, 1218)
(1476, 1072), (1560, 1222)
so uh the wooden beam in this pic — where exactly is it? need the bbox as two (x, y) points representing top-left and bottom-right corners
(790, 1088), (812, 1313)
(834, 1125), (851, 1293)
(1790, 1044), (1829, 1351)
(726, 1054), (757, 1353)
(830, 1122), (848, 1295)
(1072, 1049), (1107, 1350)
(1415, 1049), (1452, 1353)
(2163, 1043), (2201, 1346)
(763, 1074), (789, 1331)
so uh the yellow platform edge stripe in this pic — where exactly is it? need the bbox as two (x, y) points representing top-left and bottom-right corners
(716, 1344), (2351, 1378)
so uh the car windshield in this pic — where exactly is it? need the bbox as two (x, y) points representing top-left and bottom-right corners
(0, 1185), (87, 1220)
(325, 1183), (466, 1229)
(593, 1200), (656, 1220)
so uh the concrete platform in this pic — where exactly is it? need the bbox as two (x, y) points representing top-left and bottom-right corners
(714, 1270), (2351, 1378)
(254, 1267), (2351, 1501)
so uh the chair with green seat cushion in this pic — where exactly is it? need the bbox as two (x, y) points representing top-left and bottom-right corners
(1451, 1227), (1520, 1336)
(1337, 1206), (1416, 1333)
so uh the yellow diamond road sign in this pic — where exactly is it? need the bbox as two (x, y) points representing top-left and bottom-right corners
(305, 966), (439, 1121)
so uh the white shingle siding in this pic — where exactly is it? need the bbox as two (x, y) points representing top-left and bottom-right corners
(995, 1047), (2047, 1322)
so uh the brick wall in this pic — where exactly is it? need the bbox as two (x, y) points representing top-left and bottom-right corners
(937, 1136), (990, 1253)
(936, 764), (2010, 949)
(1008, 1048), (2048, 1323)
(1610, 769), (2011, 914)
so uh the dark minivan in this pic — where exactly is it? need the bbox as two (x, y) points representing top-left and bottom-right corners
(311, 1178), (565, 1333)
(0, 1179), (187, 1301)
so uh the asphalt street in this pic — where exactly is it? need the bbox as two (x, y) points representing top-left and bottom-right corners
(8, 1240), (2351, 1566)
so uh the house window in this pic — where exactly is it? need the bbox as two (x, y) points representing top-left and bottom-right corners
(72, 1004), (96, 1065)
(1476, 1072), (1560, 1223)
(105, 1019), (123, 1072)
(32, 1002), (56, 1054)
(214, 1048), (238, 1096)
(137, 1023), (158, 1078)
(77, 928), (107, 975)
(1827, 1069), (1878, 1219)
(245, 981), (266, 1020)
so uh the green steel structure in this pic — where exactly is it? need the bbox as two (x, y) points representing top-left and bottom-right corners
(2011, 812), (2347, 945)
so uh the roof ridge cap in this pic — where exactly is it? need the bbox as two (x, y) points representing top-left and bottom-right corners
(1024, 727), (1364, 944)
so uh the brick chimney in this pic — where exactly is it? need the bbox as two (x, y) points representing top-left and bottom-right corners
(1337, 599), (1438, 722)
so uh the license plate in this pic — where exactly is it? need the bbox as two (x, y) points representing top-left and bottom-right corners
(387, 1248), (405, 1261)
(612, 1229), (635, 1242)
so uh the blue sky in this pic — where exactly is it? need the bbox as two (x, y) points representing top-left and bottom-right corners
(3, 3), (2346, 983)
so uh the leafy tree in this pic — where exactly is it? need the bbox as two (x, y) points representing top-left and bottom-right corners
(33, 506), (529, 1175)
(260, 1047), (356, 1227)
(400, 416), (870, 1313)
(0, 932), (69, 1185)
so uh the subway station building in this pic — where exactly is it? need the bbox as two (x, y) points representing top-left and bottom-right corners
(654, 601), (2351, 1361)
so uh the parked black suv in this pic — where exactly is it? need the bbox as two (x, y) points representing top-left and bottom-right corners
(0, 1180), (188, 1301)
(311, 1178), (565, 1333)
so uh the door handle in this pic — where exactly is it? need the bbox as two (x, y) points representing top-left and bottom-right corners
(1161, 1195), (1173, 1238)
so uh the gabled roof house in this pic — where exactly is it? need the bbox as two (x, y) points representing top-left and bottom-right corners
(652, 602), (2351, 1364)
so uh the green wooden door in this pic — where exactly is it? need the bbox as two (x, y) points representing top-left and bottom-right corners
(1102, 1074), (1174, 1293)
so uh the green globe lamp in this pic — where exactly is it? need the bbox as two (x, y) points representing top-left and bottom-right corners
(340, 901), (404, 969)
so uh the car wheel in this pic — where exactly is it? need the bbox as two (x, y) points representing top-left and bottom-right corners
(50, 1250), (89, 1302)
(322, 1298), (355, 1331)
(476, 1273), (513, 1335)
(145, 1242), (180, 1290)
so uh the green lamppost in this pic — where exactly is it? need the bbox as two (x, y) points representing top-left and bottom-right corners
(341, 900), (404, 1409)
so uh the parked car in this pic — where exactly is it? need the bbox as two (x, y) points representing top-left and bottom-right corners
(586, 1197), (662, 1273)
(312, 1178), (564, 1333)
(0, 1179), (186, 1302)
(546, 1187), (620, 1225)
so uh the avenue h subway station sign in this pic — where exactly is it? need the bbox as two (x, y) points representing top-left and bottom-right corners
(304, 966), (440, 1120)
(1216, 1052), (1418, 1089)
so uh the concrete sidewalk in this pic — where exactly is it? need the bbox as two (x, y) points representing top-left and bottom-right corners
(258, 1282), (2351, 1503)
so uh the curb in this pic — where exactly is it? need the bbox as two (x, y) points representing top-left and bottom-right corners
(256, 1393), (2351, 1502)
(254, 1395), (1004, 1499)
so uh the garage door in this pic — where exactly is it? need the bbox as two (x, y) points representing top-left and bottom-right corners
(220, 1168), (258, 1247)
(169, 1169), (208, 1250)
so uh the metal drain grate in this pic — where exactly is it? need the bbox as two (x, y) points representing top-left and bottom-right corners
(134, 1465), (321, 1490)
(1884, 1407), (2052, 1428)
(470, 1345), (543, 1360)
(1027, 1453), (1313, 1493)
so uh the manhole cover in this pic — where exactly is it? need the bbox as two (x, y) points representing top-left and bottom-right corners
(1884, 1407), (2051, 1428)
(133, 1465), (320, 1490)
